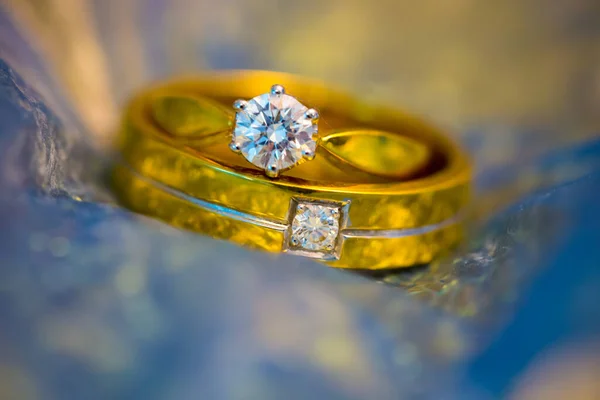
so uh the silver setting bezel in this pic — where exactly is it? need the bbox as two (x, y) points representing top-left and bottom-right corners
(282, 197), (351, 261)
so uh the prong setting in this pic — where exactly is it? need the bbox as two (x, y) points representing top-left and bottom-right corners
(305, 108), (319, 121)
(302, 148), (315, 160)
(229, 142), (241, 153)
(231, 85), (319, 178)
(270, 84), (285, 95)
(233, 99), (248, 111)
(265, 164), (280, 178)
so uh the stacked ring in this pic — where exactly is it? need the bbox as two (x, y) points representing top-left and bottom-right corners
(112, 70), (471, 270)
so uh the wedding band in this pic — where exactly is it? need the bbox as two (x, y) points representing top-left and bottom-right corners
(112, 70), (471, 270)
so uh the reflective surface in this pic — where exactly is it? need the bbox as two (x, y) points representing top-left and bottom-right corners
(0, 1), (599, 399)
(113, 72), (471, 269)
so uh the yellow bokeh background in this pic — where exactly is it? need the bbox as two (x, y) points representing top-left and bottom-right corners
(3, 0), (598, 168)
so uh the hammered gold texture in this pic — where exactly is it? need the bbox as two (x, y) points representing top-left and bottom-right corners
(113, 71), (472, 269)
(121, 125), (470, 230)
(113, 163), (465, 269)
(120, 126), (293, 224)
(119, 72), (471, 229)
(333, 224), (464, 270)
(114, 165), (285, 252)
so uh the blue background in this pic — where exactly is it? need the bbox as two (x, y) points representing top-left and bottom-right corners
(0, 2), (600, 399)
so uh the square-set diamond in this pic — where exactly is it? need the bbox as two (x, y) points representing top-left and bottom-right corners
(289, 201), (341, 253)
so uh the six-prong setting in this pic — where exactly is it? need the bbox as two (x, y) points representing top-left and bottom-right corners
(284, 198), (349, 260)
(231, 84), (319, 178)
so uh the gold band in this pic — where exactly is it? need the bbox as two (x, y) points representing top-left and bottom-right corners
(112, 70), (471, 270)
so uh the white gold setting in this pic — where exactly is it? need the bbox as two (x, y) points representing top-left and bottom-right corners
(231, 85), (319, 178)
(283, 198), (350, 260)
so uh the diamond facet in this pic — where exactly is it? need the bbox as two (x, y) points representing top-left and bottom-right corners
(290, 203), (340, 252)
(232, 90), (318, 175)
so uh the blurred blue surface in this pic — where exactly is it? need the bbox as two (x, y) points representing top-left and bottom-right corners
(469, 173), (600, 396)
(0, 1), (600, 398)
(0, 58), (472, 400)
(1, 52), (600, 400)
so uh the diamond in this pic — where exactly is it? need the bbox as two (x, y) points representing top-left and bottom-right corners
(232, 88), (318, 176)
(290, 203), (340, 252)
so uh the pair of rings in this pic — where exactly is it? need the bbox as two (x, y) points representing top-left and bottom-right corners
(112, 71), (471, 270)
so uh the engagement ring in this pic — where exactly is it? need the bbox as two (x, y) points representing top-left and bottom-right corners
(112, 71), (471, 270)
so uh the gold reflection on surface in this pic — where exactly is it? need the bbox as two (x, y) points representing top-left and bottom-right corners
(320, 130), (432, 180)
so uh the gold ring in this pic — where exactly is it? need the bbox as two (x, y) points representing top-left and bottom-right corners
(111, 70), (471, 270)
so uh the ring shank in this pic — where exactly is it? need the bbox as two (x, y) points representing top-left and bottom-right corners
(113, 70), (472, 270)
(146, 71), (459, 183)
